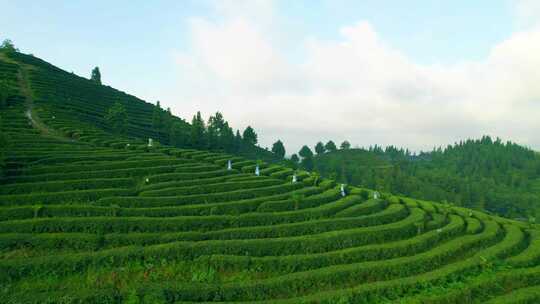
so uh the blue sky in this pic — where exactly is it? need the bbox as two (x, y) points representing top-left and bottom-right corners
(2, 1), (515, 72)
(2, 1), (540, 153)
(280, 0), (515, 63)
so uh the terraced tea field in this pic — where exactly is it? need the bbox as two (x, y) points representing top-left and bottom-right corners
(1, 52), (540, 303)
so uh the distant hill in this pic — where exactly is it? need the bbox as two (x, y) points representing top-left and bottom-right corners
(312, 137), (540, 219)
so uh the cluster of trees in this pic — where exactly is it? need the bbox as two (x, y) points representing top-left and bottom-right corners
(184, 111), (259, 153)
(148, 101), (262, 153)
(104, 97), (277, 160)
(87, 58), (272, 159)
(307, 136), (540, 219)
(276, 140), (352, 170)
(0, 39), (18, 53)
(151, 101), (175, 135)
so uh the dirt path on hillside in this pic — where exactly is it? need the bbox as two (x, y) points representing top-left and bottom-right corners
(15, 64), (75, 142)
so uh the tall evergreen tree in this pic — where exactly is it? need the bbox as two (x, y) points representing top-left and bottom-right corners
(221, 123), (235, 152)
(315, 142), (326, 155)
(234, 130), (243, 152)
(299, 145), (314, 158)
(91, 67), (101, 85)
(207, 112), (226, 149)
(207, 116), (218, 149)
(271, 140), (286, 158)
(325, 140), (337, 152)
(340, 140), (351, 150)
(291, 154), (300, 163)
(242, 126), (258, 146)
(299, 145), (315, 171)
(206, 112), (238, 151)
(190, 111), (207, 149)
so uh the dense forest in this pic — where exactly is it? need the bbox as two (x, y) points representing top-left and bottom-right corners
(301, 136), (540, 219)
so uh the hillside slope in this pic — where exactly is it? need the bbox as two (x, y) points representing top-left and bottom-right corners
(0, 50), (279, 163)
(1, 52), (540, 303)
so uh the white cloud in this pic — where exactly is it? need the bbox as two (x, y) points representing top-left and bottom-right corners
(514, 0), (540, 28)
(169, 1), (540, 154)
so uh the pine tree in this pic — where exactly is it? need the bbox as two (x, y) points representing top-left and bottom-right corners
(190, 111), (207, 149)
(234, 130), (243, 152)
(340, 140), (351, 150)
(299, 145), (314, 158)
(299, 145), (315, 171)
(91, 67), (101, 85)
(315, 142), (326, 155)
(325, 140), (337, 152)
(271, 140), (286, 158)
(221, 123), (235, 152)
(243, 126), (258, 146)
(207, 112), (226, 149)
(206, 112), (238, 151)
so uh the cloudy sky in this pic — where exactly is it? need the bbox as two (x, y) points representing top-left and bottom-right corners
(2, 0), (540, 154)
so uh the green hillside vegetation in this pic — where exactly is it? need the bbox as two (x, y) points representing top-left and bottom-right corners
(2, 46), (540, 303)
(302, 140), (540, 219)
(0, 47), (278, 164)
